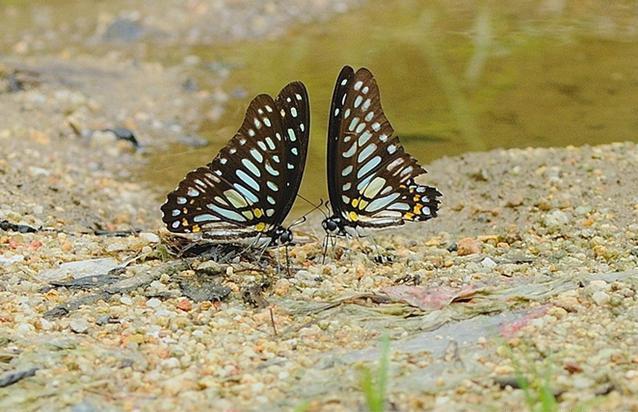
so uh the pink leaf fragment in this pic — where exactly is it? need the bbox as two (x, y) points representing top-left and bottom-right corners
(382, 285), (479, 310)
(499, 306), (549, 338)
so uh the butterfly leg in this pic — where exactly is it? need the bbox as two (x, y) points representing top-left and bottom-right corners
(321, 235), (330, 264)
(284, 245), (292, 277)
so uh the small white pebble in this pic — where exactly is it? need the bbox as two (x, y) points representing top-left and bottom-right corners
(592, 291), (610, 305)
(146, 298), (162, 308)
(481, 257), (497, 268)
(120, 296), (133, 305)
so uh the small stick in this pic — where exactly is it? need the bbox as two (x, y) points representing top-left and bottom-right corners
(269, 307), (278, 337)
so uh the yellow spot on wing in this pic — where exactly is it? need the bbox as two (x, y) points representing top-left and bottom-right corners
(403, 212), (415, 220)
(414, 204), (423, 214)
(192, 225), (201, 233)
(348, 211), (359, 222)
(253, 208), (264, 218)
(351, 198), (359, 208)
(358, 199), (369, 210)
(255, 222), (267, 232)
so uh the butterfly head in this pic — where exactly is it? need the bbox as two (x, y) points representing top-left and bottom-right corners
(322, 216), (345, 236)
(269, 226), (293, 246)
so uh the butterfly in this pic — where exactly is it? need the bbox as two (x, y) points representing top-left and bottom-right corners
(161, 81), (309, 246)
(321, 66), (442, 236)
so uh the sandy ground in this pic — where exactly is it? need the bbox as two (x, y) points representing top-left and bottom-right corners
(2, 1), (638, 411)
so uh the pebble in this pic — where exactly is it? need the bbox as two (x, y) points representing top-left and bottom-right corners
(480, 257), (497, 269)
(120, 295), (133, 305)
(146, 298), (162, 308)
(543, 210), (569, 229)
(70, 318), (89, 334)
(592, 291), (610, 305)
(457, 238), (481, 256)
(139, 232), (160, 243)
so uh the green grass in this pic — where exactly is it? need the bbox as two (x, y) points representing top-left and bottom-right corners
(358, 334), (391, 412)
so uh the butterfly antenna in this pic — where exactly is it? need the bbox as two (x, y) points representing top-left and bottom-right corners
(290, 197), (326, 228)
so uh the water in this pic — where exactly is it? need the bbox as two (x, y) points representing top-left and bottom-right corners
(3, 0), (638, 208)
(146, 0), (638, 207)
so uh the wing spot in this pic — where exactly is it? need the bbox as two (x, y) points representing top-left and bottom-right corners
(365, 111), (374, 122)
(371, 122), (381, 131)
(253, 118), (262, 129)
(358, 143), (377, 163)
(342, 195), (350, 204)
(362, 98), (371, 111)
(286, 97), (292, 103)
(187, 187), (200, 197)
(379, 134), (388, 142)
(250, 149), (264, 163)
(265, 105), (273, 112)
(341, 78), (348, 86)
(280, 109), (286, 117)
(334, 108), (340, 116)
(257, 141), (267, 151)
(241, 158), (261, 177)
(239, 138), (247, 145)
(265, 163), (279, 176)
(171, 221), (180, 229)
(263, 117), (271, 127)
(291, 147), (298, 155)
(220, 158), (228, 165)
(355, 122), (366, 134)
(193, 214), (217, 223)
(362, 86), (369, 94)
(342, 165), (354, 176)
(348, 117), (360, 132)
(273, 155), (280, 163)
(236, 169), (260, 191)
(358, 155), (382, 178)
(287, 128), (297, 142)
(258, 108), (264, 115)
(291, 107), (298, 118)
(343, 142), (357, 158)
(358, 131), (372, 146)
(267, 181), (279, 191)
(266, 209), (275, 217)
(287, 163), (294, 169)
(342, 182), (352, 191)
(354, 96), (363, 108)
(176, 196), (187, 205)
(171, 209), (180, 217)
(295, 93), (302, 101)
(267, 196), (276, 205)
(353, 80), (363, 91)
(344, 108), (351, 118)
(300, 123), (305, 132)
(387, 144), (397, 154)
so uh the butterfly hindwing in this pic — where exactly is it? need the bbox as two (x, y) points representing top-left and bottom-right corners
(327, 66), (441, 229)
(161, 82), (309, 239)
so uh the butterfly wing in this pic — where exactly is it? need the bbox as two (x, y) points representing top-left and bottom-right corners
(327, 66), (441, 228)
(161, 82), (310, 239)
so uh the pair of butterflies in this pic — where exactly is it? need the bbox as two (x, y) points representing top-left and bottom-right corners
(161, 66), (442, 247)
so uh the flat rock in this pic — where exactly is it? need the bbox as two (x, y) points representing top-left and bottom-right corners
(38, 258), (119, 281)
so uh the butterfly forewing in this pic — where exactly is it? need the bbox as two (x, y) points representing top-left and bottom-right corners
(327, 66), (441, 228)
(161, 82), (309, 239)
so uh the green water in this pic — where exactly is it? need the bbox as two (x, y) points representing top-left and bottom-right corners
(147, 0), (638, 206)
